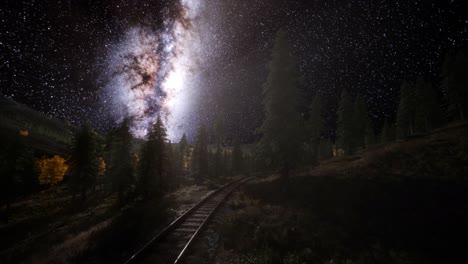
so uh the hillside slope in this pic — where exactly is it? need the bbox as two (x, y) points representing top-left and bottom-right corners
(215, 122), (468, 264)
(309, 121), (468, 180)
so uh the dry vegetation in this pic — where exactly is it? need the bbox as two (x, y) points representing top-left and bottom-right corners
(209, 122), (468, 264)
(307, 121), (468, 180)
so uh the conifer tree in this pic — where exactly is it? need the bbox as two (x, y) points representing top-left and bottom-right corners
(365, 119), (376, 147)
(232, 136), (243, 175)
(178, 133), (188, 173)
(1, 134), (35, 222)
(193, 124), (209, 178)
(165, 142), (176, 188)
(222, 150), (231, 176)
(213, 115), (226, 177)
(396, 81), (416, 138)
(307, 95), (324, 159)
(317, 139), (333, 160)
(336, 89), (354, 154)
(108, 118), (133, 205)
(414, 77), (442, 133)
(68, 123), (99, 202)
(380, 120), (390, 143)
(258, 29), (303, 186)
(352, 95), (368, 150)
(214, 114), (226, 146)
(441, 51), (468, 120)
(138, 116), (167, 198)
(214, 146), (223, 177)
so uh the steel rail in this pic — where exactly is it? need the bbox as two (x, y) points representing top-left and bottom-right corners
(123, 177), (252, 264)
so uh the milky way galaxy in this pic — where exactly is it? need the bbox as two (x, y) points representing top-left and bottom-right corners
(101, 0), (203, 139)
(2, 0), (466, 142)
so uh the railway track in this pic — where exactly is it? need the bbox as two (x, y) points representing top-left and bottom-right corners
(124, 177), (252, 264)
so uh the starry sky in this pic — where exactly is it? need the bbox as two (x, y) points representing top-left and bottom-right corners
(1, 0), (467, 142)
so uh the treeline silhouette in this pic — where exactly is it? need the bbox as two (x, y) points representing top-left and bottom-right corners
(255, 30), (468, 185)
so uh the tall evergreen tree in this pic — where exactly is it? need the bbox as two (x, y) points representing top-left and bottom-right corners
(396, 81), (416, 138)
(258, 29), (303, 186)
(214, 146), (223, 178)
(307, 95), (324, 159)
(68, 123), (99, 202)
(232, 136), (243, 175)
(214, 113), (226, 146)
(213, 114), (226, 177)
(108, 118), (133, 205)
(352, 95), (369, 150)
(414, 77), (442, 133)
(1, 134), (35, 222)
(222, 150), (231, 176)
(178, 133), (188, 173)
(193, 123), (209, 178)
(165, 142), (176, 188)
(441, 51), (468, 120)
(138, 116), (167, 198)
(317, 139), (333, 160)
(336, 89), (354, 154)
(380, 120), (390, 143)
(364, 119), (376, 148)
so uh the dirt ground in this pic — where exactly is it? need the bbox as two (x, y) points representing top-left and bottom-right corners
(0, 178), (226, 263)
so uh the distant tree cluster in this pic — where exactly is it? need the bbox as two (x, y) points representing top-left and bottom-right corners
(0, 134), (36, 222)
(190, 115), (251, 181)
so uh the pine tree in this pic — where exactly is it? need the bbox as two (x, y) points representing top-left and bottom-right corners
(222, 150), (231, 176)
(108, 118), (133, 205)
(258, 29), (303, 186)
(1, 134), (35, 222)
(232, 136), (243, 175)
(68, 123), (99, 202)
(380, 120), (390, 143)
(193, 124), (209, 178)
(214, 114), (226, 146)
(336, 89), (354, 154)
(307, 95), (324, 160)
(213, 115), (225, 177)
(165, 142), (176, 188)
(414, 77), (442, 133)
(214, 146), (223, 177)
(138, 116), (167, 198)
(352, 95), (368, 150)
(364, 119), (376, 148)
(441, 51), (468, 120)
(178, 133), (188, 173)
(396, 81), (416, 139)
(317, 139), (333, 160)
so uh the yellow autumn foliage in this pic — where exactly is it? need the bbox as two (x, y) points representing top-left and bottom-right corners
(19, 129), (29, 136)
(98, 157), (106, 176)
(37, 155), (68, 186)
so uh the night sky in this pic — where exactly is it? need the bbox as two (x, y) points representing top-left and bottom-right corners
(1, 0), (467, 141)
